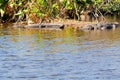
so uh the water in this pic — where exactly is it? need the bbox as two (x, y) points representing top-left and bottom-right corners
(1, 24), (120, 80)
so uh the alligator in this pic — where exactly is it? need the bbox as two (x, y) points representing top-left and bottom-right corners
(13, 23), (64, 30)
(80, 22), (119, 31)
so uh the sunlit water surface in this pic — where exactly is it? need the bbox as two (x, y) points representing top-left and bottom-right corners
(1, 24), (120, 80)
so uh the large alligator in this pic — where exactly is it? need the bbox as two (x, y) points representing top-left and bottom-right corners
(80, 22), (119, 30)
(13, 23), (64, 30)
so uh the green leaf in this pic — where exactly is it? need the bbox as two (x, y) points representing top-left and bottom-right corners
(37, 12), (43, 17)
(66, 4), (73, 10)
(31, 7), (39, 12)
(52, 3), (58, 9)
(23, 9), (28, 13)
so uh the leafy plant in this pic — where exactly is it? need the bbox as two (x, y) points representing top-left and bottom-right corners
(0, 0), (120, 23)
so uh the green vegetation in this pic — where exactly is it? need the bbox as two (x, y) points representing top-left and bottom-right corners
(0, 0), (120, 23)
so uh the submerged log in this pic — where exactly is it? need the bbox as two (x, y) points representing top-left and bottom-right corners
(80, 22), (119, 31)
(13, 23), (64, 30)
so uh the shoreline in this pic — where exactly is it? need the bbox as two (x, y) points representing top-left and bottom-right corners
(2, 19), (118, 31)
(11, 19), (95, 31)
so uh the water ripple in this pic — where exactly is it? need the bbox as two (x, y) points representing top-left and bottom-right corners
(1, 28), (120, 80)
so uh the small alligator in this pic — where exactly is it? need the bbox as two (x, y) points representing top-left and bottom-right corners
(80, 22), (119, 30)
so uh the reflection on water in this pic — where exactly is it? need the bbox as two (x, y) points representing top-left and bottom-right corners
(1, 24), (120, 80)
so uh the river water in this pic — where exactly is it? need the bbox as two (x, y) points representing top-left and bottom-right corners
(1, 24), (120, 80)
